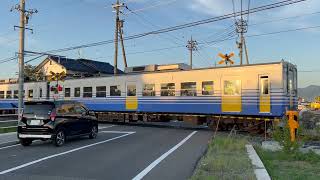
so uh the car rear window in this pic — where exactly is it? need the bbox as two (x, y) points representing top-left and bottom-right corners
(24, 104), (54, 115)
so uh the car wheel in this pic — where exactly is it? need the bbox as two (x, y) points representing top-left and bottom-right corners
(89, 125), (98, 139)
(54, 129), (66, 147)
(20, 139), (32, 146)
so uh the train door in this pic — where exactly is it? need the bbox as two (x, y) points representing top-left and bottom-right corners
(259, 75), (270, 113)
(125, 82), (138, 110)
(221, 79), (242, 112)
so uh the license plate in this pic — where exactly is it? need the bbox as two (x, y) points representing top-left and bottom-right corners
(29, 120), (42, 126)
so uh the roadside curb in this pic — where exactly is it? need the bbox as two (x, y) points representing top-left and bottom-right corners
(246, 144), (271, 180)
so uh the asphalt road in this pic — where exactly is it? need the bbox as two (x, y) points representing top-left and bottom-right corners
(0, 125), (212, 180)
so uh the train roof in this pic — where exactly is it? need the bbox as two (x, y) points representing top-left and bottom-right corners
(0, 60), (296, 84)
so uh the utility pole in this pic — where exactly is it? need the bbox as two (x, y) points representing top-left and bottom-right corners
(186, 36), (197, 69)
(11, 0), (37, 115)
(236, 0), (249, 65)
(112, 0), (127, 75)
(236, 18), (249, 65)
(119, 20), (127, 68)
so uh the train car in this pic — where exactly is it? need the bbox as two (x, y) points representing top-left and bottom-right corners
(0, 60), (298, 129)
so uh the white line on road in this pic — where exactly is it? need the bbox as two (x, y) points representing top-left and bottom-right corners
(0, 120), (17, 123)
(0, 144), (20, 150)
(132, 131), (197, 180)
(98, 125), (117, 130)
(101, 130), (136, 134)
(0, 126), (17, 129)
(0, 132), (135, 175)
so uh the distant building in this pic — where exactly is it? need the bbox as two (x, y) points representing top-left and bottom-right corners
(34, 56), (123, 80)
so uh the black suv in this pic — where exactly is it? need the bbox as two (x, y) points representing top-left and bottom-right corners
(18, 101), (98, 147)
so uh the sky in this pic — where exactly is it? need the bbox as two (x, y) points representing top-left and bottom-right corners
(0, 0), (319, 88)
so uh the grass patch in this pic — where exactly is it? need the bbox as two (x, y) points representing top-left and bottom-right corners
(0, 121), (17, 128)
(0, 127), (17, 134)
(255, 146), (320, 180)
(191, 135), (256, 180)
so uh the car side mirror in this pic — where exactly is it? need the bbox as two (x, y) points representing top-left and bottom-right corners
(88, 111), (95, 116)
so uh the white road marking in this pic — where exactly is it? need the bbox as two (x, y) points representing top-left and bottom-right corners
(0, 120), (17, 123)
(98, 125), (117, 130)
(101, 130), (136, 134)
(0, 144), (20, 150)
(0, 132), (135, 175)
(0, 126), (17, 129)
(132, 131), (197, 180)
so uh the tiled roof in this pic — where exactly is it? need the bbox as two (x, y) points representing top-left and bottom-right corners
(49, 56), (123, 74)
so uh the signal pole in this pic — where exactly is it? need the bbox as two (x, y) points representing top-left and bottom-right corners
(186, 36), (197, 69)
(11, 0), (37, 115)
(112, 0), (127, 75)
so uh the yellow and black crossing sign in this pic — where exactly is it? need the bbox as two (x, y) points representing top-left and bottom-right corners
(218, 52), (235, 66)
(47, 71), (66, 82)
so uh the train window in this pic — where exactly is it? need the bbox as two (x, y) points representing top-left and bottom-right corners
(0, 91), (4, 99)
(127, 85), (136, 96)
(181, 82), (197, 96)
(143, 84), (155, 96)
(110, 85), (121, 96)
(65, 88), (71, 97)
(224, 80), (241, 96)
(161, 83), (175, 96)
(14, 90), (18, 99)
(74, 87), (81, 97)
(39, 88), (42, 98)
(6, 91), (12, 99)
(202, 81), (214, 95)
(96, 86), (106, 97)
(260, 76), (269, 95)
(28, 90), (33, 98)
(83, 87), (93, 98)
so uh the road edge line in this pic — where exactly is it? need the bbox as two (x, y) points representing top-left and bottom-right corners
(246, 144), (271, 180)
(132, 131), (197, 180)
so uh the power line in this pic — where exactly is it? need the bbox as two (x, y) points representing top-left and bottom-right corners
(124, 0), (179, 14)
(21, 0), (305, 56)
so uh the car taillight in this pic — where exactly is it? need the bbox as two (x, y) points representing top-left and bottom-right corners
(50, 111), (56, 121)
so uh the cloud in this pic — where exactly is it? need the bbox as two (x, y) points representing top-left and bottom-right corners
(189, 0), (233, 16)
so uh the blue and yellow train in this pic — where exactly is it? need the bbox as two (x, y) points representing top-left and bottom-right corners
(0, 60), (298, 127)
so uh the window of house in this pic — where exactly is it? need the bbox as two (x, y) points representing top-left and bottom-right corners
(260, 76), (269, 95)
(96, 86), (106, 97)
(202, 81), (214, 95)
(181, 82), (197, 96)
(28, 90), (33, 98)
(127, 85), (136, 96)
(0, 91), (4, 99)
(110, 85), (121, 96)
(6, 91), (12, 99)
(65, 88), (71, 97)
(143, 84), (155, 96)
(224, 80), (241, 96)
(74, 87), (81, 97)
(14, 90), (18, 99)
(39, 88), (42, 98)
(161, 83), (175, 96)
(83, 87), (92, 98)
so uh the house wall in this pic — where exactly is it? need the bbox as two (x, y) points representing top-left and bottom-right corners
(39, 60), (67, 77)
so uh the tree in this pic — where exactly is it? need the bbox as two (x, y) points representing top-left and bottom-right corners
(24, 64), (45, 82)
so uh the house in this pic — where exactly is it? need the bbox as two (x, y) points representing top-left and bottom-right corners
(34, 56), (123, 79)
